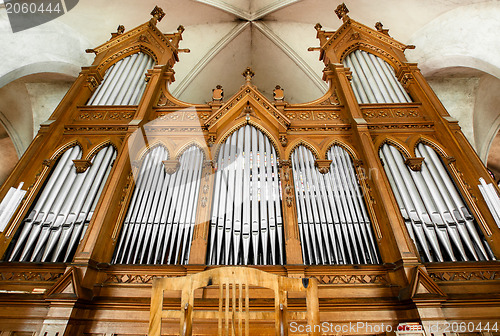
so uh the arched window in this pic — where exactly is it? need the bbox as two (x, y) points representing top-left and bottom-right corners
(88, 52), (155, 106)
(343, 50), (411, 104)
(380, 143), (493, 262)
(207, 125), (285, 265)
(292, 145), (379, 265)
(113, 145), (204, 265)
(6, 145), (117, 262)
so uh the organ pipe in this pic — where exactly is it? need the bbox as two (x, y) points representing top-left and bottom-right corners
(112, 145), (203, 265)
(292, 145), (380, 265)
(478, 177), (500, 228)
(344, 50), (412, 104)
(380, 143), (494, 262)
(207, 125), (285, 265)
(6, 145), (116, 262)
(88, 52), (154, 106)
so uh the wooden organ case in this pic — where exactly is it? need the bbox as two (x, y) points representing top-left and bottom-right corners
(0, 4), (499, 336)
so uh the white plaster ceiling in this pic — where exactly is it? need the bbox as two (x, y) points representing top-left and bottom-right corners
(1, 0), (500, 164)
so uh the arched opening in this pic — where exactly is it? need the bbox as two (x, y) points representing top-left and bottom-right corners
(487, 128), (500, 187)
(5, 144), (117, 263)
(207, 124), (285, 266)
(343, 49), (412, 104)
(88, 52), (155, 106)
(0, 123), (18, 186)
(292, 144), (379, 265)
(113, 144), (204, 265)
(379, 143), (493, 262)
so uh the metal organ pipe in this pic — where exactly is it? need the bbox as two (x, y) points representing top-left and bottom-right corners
(112, 146), (203, 265)
(292, 145), (380, 265)
(207, 125), (285, 265)
(88, 52), (154, 106)
(7, 145), (116, 262)
(380, 143), (493, 262)
(343, 50), (411, 104)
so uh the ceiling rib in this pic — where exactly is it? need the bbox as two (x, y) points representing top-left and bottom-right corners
(194, 0), (303, 21)
(252, 0), (302, 21)
(172, 21), (250, 98)
(194, 0), (251, 20)
(253, 21), (328, 92)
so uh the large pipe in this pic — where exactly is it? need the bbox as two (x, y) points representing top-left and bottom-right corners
(129, 57), (155, 105)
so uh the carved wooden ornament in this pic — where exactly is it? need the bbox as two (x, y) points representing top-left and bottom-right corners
(163, 160), (180, 175)
(73, 159), (92, 173)
(404, 157), (424, 171)
(315, 160), (333, 174)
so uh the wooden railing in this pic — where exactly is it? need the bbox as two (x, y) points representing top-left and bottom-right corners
(148, 266), (320, 336)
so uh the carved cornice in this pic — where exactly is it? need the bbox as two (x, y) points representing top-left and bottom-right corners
(76, 109), (136, 122)
(311, 273), (390, 285)
(321, 17), (408, 58)
(64, 126), (128, 133)
(428, 270), (500, 282)
(93, 18), (177, 58)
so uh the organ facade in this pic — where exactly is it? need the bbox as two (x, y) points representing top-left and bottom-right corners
(0, 4), (499, 336)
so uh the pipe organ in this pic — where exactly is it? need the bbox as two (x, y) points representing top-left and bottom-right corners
(292, 145), (379, 265)
(0, 4), (500, 335)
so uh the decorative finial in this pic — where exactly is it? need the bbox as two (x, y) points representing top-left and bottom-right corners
(212, 85), (223, 102)
(314, 23), (322, 31)
(177, 25), (185, 33)
(334, 3), (349, 22)
(375, 21), (390, 35)
(150, 6), (165, 25)
(273, 85), (284, 101)
(242, 67), (255, 83)
(110, 25), (125, 39)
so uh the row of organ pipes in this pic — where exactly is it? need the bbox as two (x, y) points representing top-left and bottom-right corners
(113, 146), (203, 265)
(207, 125), (285, 265)
(344, 50), (412, 104)
(380, 143), (494, 262)
(88, 52), (154, 106)
(292, 145), (379, 265)
(7, 145), (116, 262)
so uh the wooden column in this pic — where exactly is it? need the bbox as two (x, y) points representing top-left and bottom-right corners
(189, 160), (215, 264)
(279, 160), (303, 265)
